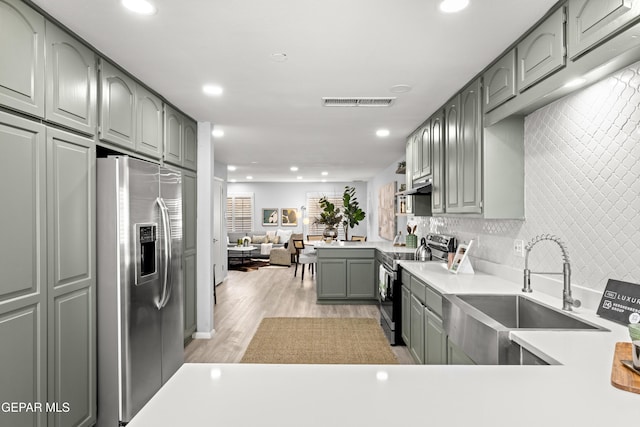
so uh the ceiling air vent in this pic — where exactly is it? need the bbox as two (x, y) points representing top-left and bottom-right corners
(322, 97), (396, 107)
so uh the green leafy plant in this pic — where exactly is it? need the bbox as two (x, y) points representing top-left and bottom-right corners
(315, 196), (342, 228)
(341, 186), (366, 241)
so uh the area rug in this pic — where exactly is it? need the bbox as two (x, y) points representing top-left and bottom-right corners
(229, 259), (270, 272)
(240, 317), (398, 364)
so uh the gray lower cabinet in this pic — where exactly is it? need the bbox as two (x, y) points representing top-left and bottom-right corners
(99, 59), (136, 150)
(409, 294), (425, 364)
(568, 0), (640, 60)
(45, 21), (97, 136)
(135, 84), (163, 159)
(401, 285), (411, 347)
(448, 340), (476, 365)
(182, 170), (197, 341)
(0, 112), (96, 427)
(517, 6), (566, 92)
(0, 0), (45, 117)
(424, 308), (447, 365)
(164, 104), (183, 167)
(483, 49), (516, 112)
(316, 249), (375, 301)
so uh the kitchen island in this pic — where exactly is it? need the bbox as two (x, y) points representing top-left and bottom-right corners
(128, 262), (637, 427)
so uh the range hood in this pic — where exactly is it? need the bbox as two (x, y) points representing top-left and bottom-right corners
(398, 178), (432, 195)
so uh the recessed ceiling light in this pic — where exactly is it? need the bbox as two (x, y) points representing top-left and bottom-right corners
(376, 129), (390, 138)
(290, 166), (299, 172)
(321, 171), (329, 176)
(563, 78), (586, 88)
(246, 176), (253, 180)
(229, 179), (237, 183)
(121, 0), (157, 15)
(390, 84), (412, 94)
(202, 84), (223, 96)
(212, 129), (224, 138)
(439, 0), (469, 13)
(227, 165), (237, 171)
(297, 176), (303, 180)
(270, 53), (288, 62)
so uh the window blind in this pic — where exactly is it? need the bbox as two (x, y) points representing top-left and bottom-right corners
(306, 193), (344, 240)
(227, 193), (254, 232)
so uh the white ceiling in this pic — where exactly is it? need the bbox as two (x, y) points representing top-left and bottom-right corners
(32, 0), (558, 182)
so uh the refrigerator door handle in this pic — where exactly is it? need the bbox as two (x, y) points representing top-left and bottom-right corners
(156, 197), (173, 309)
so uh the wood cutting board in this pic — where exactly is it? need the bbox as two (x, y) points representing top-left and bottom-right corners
(611, 342), (640, 394)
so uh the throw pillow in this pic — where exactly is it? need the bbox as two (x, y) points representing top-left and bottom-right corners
(252, 235), (267, 244)
(268, 235), (280, 244)
(276, 229), (293, 245)
(266, 230), (276, 239)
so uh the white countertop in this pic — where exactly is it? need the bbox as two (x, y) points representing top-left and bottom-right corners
(313, 239), (416, 254)
(128, 261), (638, 427)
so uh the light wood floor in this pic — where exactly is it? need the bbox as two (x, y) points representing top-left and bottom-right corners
(184, 264), (414, 364)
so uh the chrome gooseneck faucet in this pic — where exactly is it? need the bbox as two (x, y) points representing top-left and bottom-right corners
(522, 234), (581, 311)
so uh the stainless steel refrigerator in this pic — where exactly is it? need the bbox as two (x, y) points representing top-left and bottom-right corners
(96, 156), (183, 426)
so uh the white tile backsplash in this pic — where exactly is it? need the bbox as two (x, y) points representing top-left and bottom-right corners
(412, 61), (640, 293)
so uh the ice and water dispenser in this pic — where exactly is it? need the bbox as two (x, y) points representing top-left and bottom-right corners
(135, 224), (158, 285)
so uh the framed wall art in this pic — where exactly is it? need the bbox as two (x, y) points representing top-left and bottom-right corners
(262, 208), (279, 226)
(280, 208), (298, 227)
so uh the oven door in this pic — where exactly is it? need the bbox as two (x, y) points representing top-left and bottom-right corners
(378, 264), (395, 341)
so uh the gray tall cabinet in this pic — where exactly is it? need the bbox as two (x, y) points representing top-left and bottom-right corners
(0, 0), (199, 425)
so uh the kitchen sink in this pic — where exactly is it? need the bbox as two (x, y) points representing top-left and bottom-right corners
(442, 294), (608, 365)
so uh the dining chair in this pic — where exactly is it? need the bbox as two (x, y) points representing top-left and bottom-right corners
(307, 234), (324, 241)
(351, 235), (367, 242)
(293, 239), (317, 280)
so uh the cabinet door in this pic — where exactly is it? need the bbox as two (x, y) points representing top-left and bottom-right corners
(46, 127), (96, 427)
(411, 133), (422, 182)
(517, 7), (566, 92)
(568, 0), (640, 59)
(183, 118), (197, 171)
(425, 308), (447, 365)
(182, 170), (197, 340)
(0, 0), (45, 117)
(431, 112), (445, 214)
(444, 95), (460, 212)
(164, 104), (183, 166)
(99, 59), (136, 150)
(317, 259), (347, 298)
(420, 122), (431, 177)
(346, 259), (375, 299)
(404, 139), (413, 214)
(483, 49), (516, 112)
(401, 286), (411, 347)
(409, 294), (424, 364)
(0, 112), (47, 427)
(456, 79), (482, 214)
(45, 22), (96, 136)
(135, 84), (163, 159)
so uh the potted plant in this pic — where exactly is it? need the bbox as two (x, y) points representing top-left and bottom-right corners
(341, 186), (366, 241)
(315, 196), (342, 239)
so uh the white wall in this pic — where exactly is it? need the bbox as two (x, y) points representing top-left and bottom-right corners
(227, 181), (368, 238)
(410, 60), (640, 293)
(366, 157), (407, 241)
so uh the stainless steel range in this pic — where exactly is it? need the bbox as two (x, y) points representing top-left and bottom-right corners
(378, 234), (457, 345)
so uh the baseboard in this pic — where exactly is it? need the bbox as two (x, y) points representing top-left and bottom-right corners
(192, 329), (216, 340)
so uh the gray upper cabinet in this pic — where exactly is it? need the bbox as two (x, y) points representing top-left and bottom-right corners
(568, 0), (640, 59)
(420, 122), (432, 178)
(46, 128), (96, 427)
(135, 84), (163, 159)
(183, 118), (197, 171)
(0, 0), (45, 117)
(164, 104), (183, 167)
(444, 95), (460, 212)
(517, 7), (566, 92)
(431, 112), (445, 214)
(483, 49), (516, 112)
(411, 133), (422, 183)
(99, 59), (136, 151)
(182, 170), (197, 341)
(0, 111), (47, 427)
(45, 22), (97, 136)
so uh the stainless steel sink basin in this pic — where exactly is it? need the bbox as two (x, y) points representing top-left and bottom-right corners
(442, 294), (608, 365)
